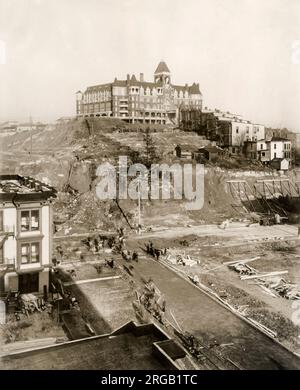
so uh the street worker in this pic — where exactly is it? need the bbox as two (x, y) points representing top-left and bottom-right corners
(106, 258), (114, 268)
(154, 249), (160, 261)
(132, 251), (139, 262)
(149, 241), (154, 256)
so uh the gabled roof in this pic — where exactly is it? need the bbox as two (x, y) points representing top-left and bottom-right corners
(172, 83), (202, 95)
(154, 61), (170, 74)
(131, 74), (137, 82)
(199, 145), (222, 153)
(112, 79), (163, 89)
(189, 82), (201, 94)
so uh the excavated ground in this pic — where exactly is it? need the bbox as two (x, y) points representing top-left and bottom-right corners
(1, 118), (300, 359)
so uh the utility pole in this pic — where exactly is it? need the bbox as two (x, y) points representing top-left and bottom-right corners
(29, 115), (33, 155)
(137, 175), (141, 235)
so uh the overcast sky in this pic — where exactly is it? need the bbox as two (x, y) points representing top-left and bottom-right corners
(0, 0), (300, 130)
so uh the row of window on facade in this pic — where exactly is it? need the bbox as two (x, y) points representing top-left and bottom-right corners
(116, 103), (165, 111)
(83, 105), (111, 113)
(0, 209), (40, 265)
(272, 143), (291, 150)
(129, 87), (163, 95)
(0, 209), (40, 233)
(0, 241), (41, 265)
(236, 126), (261, 134)
(83, 91), (111, 103)
(83, 87), (200, 103)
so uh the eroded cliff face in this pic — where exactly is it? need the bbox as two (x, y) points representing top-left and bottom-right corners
(2, 117), (300, 233)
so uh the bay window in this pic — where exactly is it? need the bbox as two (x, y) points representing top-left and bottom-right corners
(20, 242), (40, 264)
(20, 209), (40, 232)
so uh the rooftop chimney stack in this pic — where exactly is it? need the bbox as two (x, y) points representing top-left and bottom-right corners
(140, 73), (144, 82)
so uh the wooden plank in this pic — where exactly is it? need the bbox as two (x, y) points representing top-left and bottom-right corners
(223, 256), (260, 266)
(63, 275), (121, 286)
(248, 318), (277, 338)
(241, 270), (288, 281)
(259, 285), (278, 298)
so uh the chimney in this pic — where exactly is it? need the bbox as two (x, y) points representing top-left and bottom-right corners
(140, 73), (144, 82)
(126, 74), (130, 83)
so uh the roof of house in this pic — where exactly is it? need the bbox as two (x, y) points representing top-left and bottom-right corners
(189, 82), (201, 94)
(173, 83), (201, 95)
(176, 144), (199, 152)
(198, 145), (222, 153)
(154, 60), (171, 74)
(85, 83), (112, 92)
(0, 322), (185, 370)
(0, 174), (57, 202)
(270, 137), (290, 142)
(271, 157), (288, 162)
(84, 78), (201, 95)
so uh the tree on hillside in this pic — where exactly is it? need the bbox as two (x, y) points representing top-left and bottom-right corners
(142, 127), (160, 169)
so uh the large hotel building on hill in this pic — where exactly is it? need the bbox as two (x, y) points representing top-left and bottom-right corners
(76, 61), (202, 125)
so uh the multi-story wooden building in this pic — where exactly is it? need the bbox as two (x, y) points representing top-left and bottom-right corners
(0, 175), (56, 295)
(76, 61), (202, 125)
(180, 107), (265, 154)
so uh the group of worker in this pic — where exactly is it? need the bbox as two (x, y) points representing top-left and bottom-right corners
(146, 241), (167, 261)
(121, 250), (139, 262)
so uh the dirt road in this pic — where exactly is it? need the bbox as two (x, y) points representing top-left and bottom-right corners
(134, 223), (298, 244)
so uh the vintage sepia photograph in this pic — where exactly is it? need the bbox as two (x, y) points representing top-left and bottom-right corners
(1, 0), (300, 380)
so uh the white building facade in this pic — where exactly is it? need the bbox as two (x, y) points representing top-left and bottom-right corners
(0, 175), (56, 295)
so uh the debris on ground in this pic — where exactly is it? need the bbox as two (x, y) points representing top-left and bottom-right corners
(145, 242), (198, 267)
(227, 258), (300, 300)
(133, 278), (166, 324)
(228, 262), (257, 276)
(257, 277), (300, 300)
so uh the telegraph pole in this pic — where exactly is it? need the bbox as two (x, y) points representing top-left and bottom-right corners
(29, 115), (33, 155)
(137, 175), (141, 235)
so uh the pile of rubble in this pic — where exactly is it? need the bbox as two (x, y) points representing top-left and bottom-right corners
(164, 249), (198, 267)
(259, 277), (300, 300)
(4, 291), (54, 320)
(226, 257), (300, 300)
(144, 242), (198, 267)
(133, 278), (166, 324)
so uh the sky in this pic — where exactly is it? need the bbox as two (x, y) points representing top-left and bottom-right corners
(0, 0), (300, 131)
